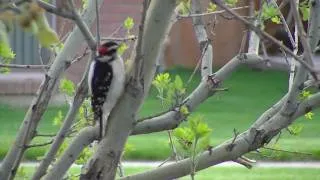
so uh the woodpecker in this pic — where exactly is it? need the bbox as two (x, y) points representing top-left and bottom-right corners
(88, 41), (125, 140)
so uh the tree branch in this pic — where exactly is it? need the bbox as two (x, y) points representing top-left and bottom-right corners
(178, 6), (249, 19)
(0, 64), (49, 69)
(26, 140), (53, 148)
(120, 88), (320, 180)
(211, 0), (318, 79)
(68, 0), (97, 50)
(42, 126), (98, 180)
(80, 1), (177, 179)
(308, 0), (320, 52)
(101, 36), (137, 42)
(0, 1), (104, 179)
(133, 0), (148, 80)
(37, 0), (74, 19)
(31, 54), (92, 180)
(289, 0), (314, 66)
(132, 54), (264, 135)
(191, 0), (213, 77)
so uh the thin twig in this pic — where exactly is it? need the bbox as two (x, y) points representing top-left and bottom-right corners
(178, 6), (249, 19)
(35, 133), (56, 137)
(226, 128), (239, 151)
(68, 0), (96, 50)
(289, 0), (314, 67)
(26, 140), (54, 148)
(95, 0), (100, 46)
(270, 0), (295, 50)
(0, 64), (49, 69)
(211, 0), (318, 80)
(186, 41), (209, 86)
(262, 147), (313, 156)
(70, 48), (90, 65)
(233, 157), (254, 169)
(101, 36), (137, 42)
(134, 0), (148, 80)
(137, 108), (174, 122)
(37, 0), (74, 19)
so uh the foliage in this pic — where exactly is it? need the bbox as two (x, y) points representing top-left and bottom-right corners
(75, 146), (94, 165)
(261, 2), (281, 24)
(59, 78), (76, 97)
(177, 0), (191, 15)
(0, 22), (15, 73)
(82, 0), (89, 10)
(304, 111), (314, 120)
(16, 167), (28, 180)
(118, 43), (128, 56)
(288, 123), (304, 136)
(173, 115), (212, 157)
(0, 2), (60, 51)
(124, 17), (134, 34)
(173, 115), (212, 179)
(207, 2), (217, 13)
(224, 0), (238, 7)
(53, 110), (64, 127)
(300, 90), (311, 99)
(299, 90), (314, 120)
(299, 1), (310, 21)
(152, 73), (186, 108)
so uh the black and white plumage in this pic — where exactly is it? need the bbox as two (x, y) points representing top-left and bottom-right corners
(88, 41), (125, 139)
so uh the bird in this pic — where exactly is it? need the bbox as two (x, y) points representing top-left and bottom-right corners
(88, 41), (125, 140)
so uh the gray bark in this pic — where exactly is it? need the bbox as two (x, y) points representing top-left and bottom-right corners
(31, 54), (91, 180)
(308, 0), (320, 52)
(191, 0), (213, 77)
(79, 1), (177, 179)
(132, 54), (264, 135)
(43, 126), (98, 180)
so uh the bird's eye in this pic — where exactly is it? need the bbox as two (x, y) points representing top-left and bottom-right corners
(98, 47), (108, 56)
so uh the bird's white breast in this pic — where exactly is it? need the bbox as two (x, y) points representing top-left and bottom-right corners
(103, 56), (125, 114)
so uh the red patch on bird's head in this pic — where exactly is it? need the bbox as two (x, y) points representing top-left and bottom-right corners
(98, 46), (108, 56)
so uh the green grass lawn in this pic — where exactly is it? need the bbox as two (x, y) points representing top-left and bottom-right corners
(1, 67), (320, 161)
(17, 166), (320, 180)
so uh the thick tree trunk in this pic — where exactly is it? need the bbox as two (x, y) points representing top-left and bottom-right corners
(78, 0), (177, 179)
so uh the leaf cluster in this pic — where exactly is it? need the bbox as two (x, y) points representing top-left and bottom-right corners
(173, 115), (212, 158)
(261, 3), (281, 24)
(152, 73), (186, 108)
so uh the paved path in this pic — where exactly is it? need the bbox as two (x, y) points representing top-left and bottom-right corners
(16, 161), (320, 168)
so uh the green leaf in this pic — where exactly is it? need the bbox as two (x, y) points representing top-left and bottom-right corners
(197, 134), (211, 153)
(224, 0), (238, 7)
(53, 110), (64, 127)
(82, 0), (89, 10)
(271, 16), (281, 24)
(124, 17), (134, 31)
(195, 122), (212, 138)
(180, 105), (189, 116)
(16, 167), (28, 180)
(177, 0), (191, 15)
(173, 127), (194, 153)
(288, 123), (304, 136)
(261, 3), (280, 23)
(300, 90), (311, 100)
(305, 111), (314, 120)
(59, 78), (75, 96)
(75, 146), (93, 165)
(299, 1), (310, 21)
(0, 27), (15, 59)
(118, 42), (128, 56)
(0, 67), (10, 74)
(207, 2), (217, 13)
